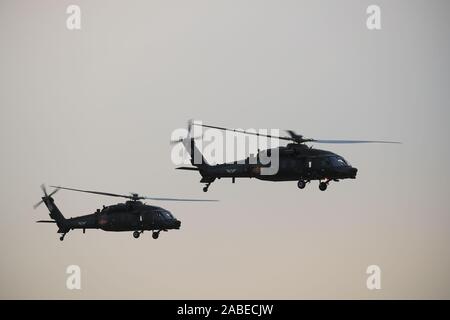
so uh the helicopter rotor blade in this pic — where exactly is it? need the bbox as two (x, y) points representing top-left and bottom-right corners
(195, 123), (401, 145)
(169, 135), (203, 145)
(286, 130), (299, 138)
(48, 188), (59, 197)
(187, 119), (193, 136)
(50, 186), (132, 199)
(286, 130), (308, 140)
(40, 184), (48, 197)
(193, 123), (293, 142)
(169, 138), (184, 145)
(50, 186), (217, 203)
(33, 200), (44, 210)
(311, 139), (401, 144)
(285, 130), (313, 143)
(141, 196), (218, 202)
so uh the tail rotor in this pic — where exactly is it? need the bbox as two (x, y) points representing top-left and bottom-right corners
(170, 119), (203, 145)
(33, 184), (59, 209)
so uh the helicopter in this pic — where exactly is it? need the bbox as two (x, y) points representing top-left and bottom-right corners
(33, 185), (217, 241)
(172, 122), (400, 192)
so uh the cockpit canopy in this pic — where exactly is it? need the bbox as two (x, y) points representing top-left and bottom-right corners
(321, 155), (350, 168)
(330, 155), (349, 167)
(155, 209), (175, 220)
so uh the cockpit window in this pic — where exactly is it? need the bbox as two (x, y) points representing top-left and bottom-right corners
(329, 156), (348, 167)
(157, 210), (174, 219)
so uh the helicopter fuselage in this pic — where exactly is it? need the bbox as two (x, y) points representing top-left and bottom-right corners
(61, 201), (181, 233)
(198, 145), (358, 182)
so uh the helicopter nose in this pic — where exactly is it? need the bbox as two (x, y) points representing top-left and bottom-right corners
(173, 219), (181, 229)
(349, 167), (358, 178)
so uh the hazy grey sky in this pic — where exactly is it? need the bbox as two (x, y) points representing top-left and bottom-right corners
(1, 0), (449, 299)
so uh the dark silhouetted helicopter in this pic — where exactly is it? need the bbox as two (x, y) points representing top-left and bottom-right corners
(34, 185), (217, 241)
(172, 122), (400, 192)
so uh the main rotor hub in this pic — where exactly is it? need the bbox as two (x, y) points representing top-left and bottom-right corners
(130, 193), (140, 201)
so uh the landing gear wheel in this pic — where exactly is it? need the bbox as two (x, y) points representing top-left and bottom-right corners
(297, 180), (306, 189)
(319, 182), (328, 191)
(203, 182), (212, 192)
(133, 231), (140, 239)
(59, 233), (66, 241)
(152, 231), (160, 239)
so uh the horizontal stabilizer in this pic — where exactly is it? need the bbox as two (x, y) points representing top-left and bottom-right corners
(36, 220), (56, 223)
(176, 167), (199, 171)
